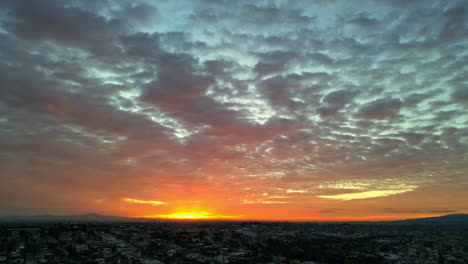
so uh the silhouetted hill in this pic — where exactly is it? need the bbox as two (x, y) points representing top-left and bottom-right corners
(0, 213), (154, 223)
(377, 214), (468, 227)
(1, 213), (466, 226)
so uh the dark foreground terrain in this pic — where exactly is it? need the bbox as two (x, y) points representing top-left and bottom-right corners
(1, 220), (467, 264)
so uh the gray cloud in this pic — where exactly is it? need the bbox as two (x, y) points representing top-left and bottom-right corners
(452, 87), (468, 105)
(323, 89), (357, 107)
(356, 98), (403, 120)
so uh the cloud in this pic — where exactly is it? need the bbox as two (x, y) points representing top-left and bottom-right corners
(1, 0), (124, 54)
(286, 189), (306, 193)
(317, 107), (340, 118)
(322, 90), (357, 106)
(346, 14), (380, 29)
(123, 198), (167, 206)
(451, 87), (468, 105)
(400, 133), (425, 145)
(257, 75), (299, 110)
(316, 178), (421, 201)
(253, 50), (297, 77)
(404, 91), (439, 105)
(356, 98), (403, 119)
(140, 53), (214, 109)
(318, 189), (414, 201)
(242, 200), (290, 204)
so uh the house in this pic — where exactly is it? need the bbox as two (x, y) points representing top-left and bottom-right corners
(75, 244), (88, 253)
(214, 255), (229, 264)
(167, 249), (176, 257)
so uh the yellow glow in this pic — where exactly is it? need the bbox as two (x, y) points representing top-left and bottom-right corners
(286, 189), (306, 193)
(144, 211), (241, 220)
(156, 212), (210, 219)
(318, 189), (414, 200)
(123, 198), (167, 206)
(242, 200), (290, 204)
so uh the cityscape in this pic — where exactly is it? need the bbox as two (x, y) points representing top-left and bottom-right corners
(1, 214), (467, 264)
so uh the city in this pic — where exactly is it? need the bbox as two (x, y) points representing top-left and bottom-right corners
(1, 220), (467, 264)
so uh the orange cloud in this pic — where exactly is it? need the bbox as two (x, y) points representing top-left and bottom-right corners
(318, 189), (414, 201)
(123, 198), (167, 206)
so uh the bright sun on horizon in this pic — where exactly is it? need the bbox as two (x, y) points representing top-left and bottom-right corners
(147, 212), (211, 220)
(142, 212), (241, 220)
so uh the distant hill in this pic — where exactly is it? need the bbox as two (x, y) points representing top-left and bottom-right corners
(0, 213), (154, 223)
(376, 214), (468, 227)
(1, 213), (467, 226)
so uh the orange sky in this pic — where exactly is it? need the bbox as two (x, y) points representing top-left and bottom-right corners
(81, 180), (467, 221)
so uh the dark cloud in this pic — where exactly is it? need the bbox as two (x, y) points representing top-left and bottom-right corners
(120, 32), (161, 61)
(257, 76), (299, 110)
(253, 51), (297, 77)
(356, 98), (403, 119)
(439, 3), (468, 40)
(140, 53), (214, 109)
(175, 97), (241, 129)
(433, 110), (463, 122)
(237, 4), (313, 28)
(404, 90), (439, 105)
(317, 107), (340, 118)
(322, 90), (357, 107)
(347, 14), (379, 29)
(401, 133), (425, 145)
(1, 0), (122, 52)
(254, 62), (286, 77)
(451, 87), (468, 105)
(0, 64), (168, 140)
(307, 53), (334, 66)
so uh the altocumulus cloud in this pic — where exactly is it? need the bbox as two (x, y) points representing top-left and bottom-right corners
(0, 0), (467, 217)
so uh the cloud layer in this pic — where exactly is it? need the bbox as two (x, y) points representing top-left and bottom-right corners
(0, 0), (467, 219)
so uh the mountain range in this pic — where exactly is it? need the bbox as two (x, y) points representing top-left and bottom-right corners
(0, 213), (152, 223)
(374, 213), (468, 227)
(0, 213), (467, 227)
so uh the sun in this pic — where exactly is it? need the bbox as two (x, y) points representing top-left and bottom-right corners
(159, 212), (211, 219)
(143, 211), (241, 220)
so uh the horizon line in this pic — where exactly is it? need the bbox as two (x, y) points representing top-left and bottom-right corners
(0, 212), (466, 223)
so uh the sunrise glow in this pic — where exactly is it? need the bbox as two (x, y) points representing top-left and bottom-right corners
(144, 212), (241, 220)
(123, 198), (167, 206)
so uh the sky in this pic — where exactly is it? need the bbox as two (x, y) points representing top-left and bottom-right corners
(0, 0), (467, 221)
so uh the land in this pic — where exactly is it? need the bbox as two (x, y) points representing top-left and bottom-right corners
(0, 214), (467, 264)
